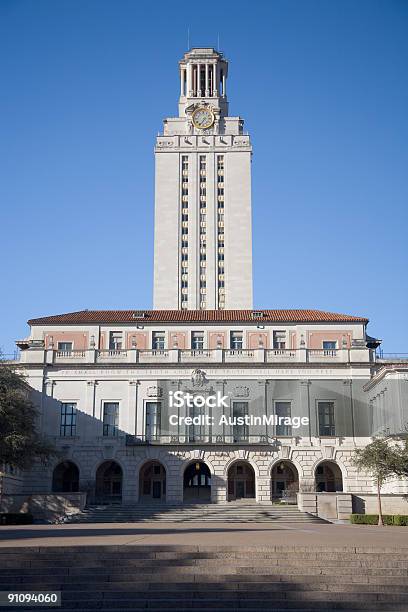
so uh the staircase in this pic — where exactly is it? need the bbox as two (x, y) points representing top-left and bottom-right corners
(66, 502), (326, 524)
(0, 545), (407, 610)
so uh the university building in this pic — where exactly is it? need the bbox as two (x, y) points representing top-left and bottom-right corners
(6, 48), (408, 516)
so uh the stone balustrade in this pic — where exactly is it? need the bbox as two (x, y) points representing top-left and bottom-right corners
(18, 346), (371, 365)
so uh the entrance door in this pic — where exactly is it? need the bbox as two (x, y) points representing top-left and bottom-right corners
(183, 462), (211, 502)
(227, 461), (256, 501)
(236, 481), (245, 499)
(152, 481), (161, 499)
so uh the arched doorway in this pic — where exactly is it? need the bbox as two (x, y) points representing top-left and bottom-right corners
(139, 461), (166, 502)
(227, 461), (255, 501)
(271, 461), (299, 502)
(315, 461), (343, 492)
(95, 461), (123, 504)
(52, 461), (79, 492)
(183, 461), (211, 502)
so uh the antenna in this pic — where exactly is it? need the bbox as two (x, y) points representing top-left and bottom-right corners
(217, 32), (220, 50)
(187, 27), (190, 50)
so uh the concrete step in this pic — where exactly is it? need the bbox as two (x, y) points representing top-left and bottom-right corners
(1, 545), (406, 611)
(13, 599), (408, 611)
(2, 558), (408, 570)
(64, 502), (326, 525)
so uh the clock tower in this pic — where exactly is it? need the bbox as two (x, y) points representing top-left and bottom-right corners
(153, 48), (253, 310)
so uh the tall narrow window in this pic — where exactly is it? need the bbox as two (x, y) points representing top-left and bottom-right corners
(230, 331), (243, 350)
(318, 402), (335, 436)
(103, 402), (119, 437)
(217, 155), (225, 309)
(60, 403), (77, 437)
(233, 402), (248, 442)
(180, 155), (189, 309)
(145, 402), (161, 441)
(273, 331), (286, 350)
(109, 332), (123, 350)
(191, 331), (204, 350)
(275, 402), (292, 436)
(152, 332), (165, 351)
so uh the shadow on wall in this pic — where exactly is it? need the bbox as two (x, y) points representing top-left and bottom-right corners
(1, 386), (188, 521)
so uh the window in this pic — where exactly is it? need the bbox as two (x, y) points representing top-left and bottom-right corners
(103, 402), (119, 437)
(191, 331), (204, 350)
(273, 331), (286, 350)
(60, 403), (77, 437)
(230, 331), (243, 350)
(57, 342), (73, 352)
(145, 402), (161, 441)
(275, 402), (292, 436)
(318, 402), (335, 436)
(233, 402), (248, 441)
(109, 332), (123, 351)
(323, 341), (337, 353)
(152, 332), (165, 350)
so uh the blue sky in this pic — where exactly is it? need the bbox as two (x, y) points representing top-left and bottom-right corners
(1, 0), (407, 355)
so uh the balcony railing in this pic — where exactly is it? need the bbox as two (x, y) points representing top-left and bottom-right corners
(138, 350), (169, 363)
(20, 347), (372, 365)
(267, 349), (297, 362)
(180, 349), (214, 362)
(126, 434), (278, 446)
(55, 350), (86, 361)
(376, 353), (408, 363)
(98, 350), (128, 359)
(308, 349), (341, 362)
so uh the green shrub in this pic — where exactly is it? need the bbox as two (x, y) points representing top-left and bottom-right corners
(0, 513), (33, 525)
(350, 514), (380, 524)
(350, 514), (408, 526)
(393, 515), (408, 526)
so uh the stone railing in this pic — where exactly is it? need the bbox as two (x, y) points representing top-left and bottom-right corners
(19, 347), (371, 365)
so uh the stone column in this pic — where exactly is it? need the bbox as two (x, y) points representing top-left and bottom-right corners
(222, 71), (226, 97)
(205, 64), (209, 96)
(128, 380), (138, 436)
(84, 380), (98, 439)
(187, 63), (192, 97)
(180, 68), (183, 96)
(212, 64), (217, 96)
(197, 63), (201, 96)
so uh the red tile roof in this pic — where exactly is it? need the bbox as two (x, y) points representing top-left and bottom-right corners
(27, 309), (369, 325)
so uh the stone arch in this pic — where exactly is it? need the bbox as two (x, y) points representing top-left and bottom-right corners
(223, 454), (260, 479)
(226, 459), (256, 501)
(183, 460), (212, 503)
(95, 460), (123, 504)
(52, 461), (79, 493)
(178, 454), (215, 478)
(139, 460), (167, 502)
(314, 460), (344, 492)
(270, 459), (299, 501)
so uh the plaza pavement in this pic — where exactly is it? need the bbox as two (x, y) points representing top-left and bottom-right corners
(1, 522), (408, 549)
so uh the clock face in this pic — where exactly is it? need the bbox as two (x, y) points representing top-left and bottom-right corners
(192, 107), (214, 129)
